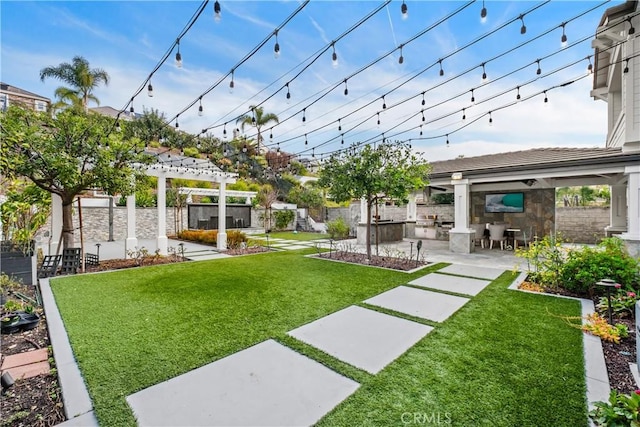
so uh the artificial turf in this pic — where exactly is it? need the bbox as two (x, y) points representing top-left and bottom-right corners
(251, 231), (327, 241)
(50, 251), (585, 426)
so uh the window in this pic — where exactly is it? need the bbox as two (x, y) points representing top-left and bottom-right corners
(35, 100), (47, 112)
(0, 93), (8, 111)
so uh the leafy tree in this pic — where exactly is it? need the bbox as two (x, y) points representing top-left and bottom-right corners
(125, 108), (168, 145)
(1, 106), (147, 249)
(256, 184), (278, 231)
(236, 106), (279, 153)
(318, 142), (430, 259)
(39, 56), (109, 112)
(287, 184), (323, 209)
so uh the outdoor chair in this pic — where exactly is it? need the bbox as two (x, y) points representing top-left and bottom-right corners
(516, 226), (535, 249)
(470, 223), (487, 248)
(488, 224), (507, 250)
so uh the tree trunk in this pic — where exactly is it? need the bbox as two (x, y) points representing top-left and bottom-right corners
(62, 201), (75, 249)
(366, 200), (372, 260)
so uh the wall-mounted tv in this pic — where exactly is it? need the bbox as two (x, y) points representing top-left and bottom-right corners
(485, 193), (524, 213)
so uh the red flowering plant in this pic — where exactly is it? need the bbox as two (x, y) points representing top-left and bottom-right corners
(597, 282), (640, 319)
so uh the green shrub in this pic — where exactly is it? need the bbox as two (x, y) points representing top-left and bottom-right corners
(515, 234), (567, 290)
(559, 238), (639, 295)
(326, 217), (350, 240)
(273, 210), (295, 231)
(590, 389), (640, 426)
(177, 229), (248, 249)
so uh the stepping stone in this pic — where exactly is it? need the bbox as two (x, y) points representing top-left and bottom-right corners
(3, 361), (50, 380)
(409, 273), (491, 296)
(126, 340), (358, 427)
(365, 286), (470, 322)
(1, 347), (48, 369)
(438, 264), (504, 280)
(282, 244), (311, 250)
(288, 306), (431, 374)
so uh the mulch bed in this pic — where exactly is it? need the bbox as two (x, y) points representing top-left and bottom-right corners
(1, 287), (65, 427)
(317, 251), (427, 271)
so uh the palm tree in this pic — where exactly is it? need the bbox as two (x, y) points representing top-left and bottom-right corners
(40, 56), (109, 112)
(236, 106), (279, 153)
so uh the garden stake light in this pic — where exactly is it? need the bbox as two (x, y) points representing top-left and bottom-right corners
(597, 278), (618, 324)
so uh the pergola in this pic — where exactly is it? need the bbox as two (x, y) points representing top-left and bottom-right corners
(49, 152), (238, 256)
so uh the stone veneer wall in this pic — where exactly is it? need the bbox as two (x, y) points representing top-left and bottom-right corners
(39, 206), (188, 244)
(470, 189), (555, 238)
(556, 207), (609, 244)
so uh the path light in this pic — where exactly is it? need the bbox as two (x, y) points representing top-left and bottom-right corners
(596, 279), (618, 324)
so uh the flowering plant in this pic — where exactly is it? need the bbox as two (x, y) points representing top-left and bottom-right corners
(590, 389), (640, 426)
(597, 285), (640, 319)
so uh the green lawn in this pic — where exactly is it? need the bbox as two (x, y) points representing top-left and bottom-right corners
(50, 250), (586, 426)
(251, 231), (327, 241)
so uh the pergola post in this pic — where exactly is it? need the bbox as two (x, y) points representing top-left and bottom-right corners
(606, 184), (627, 236)
(449, 178), (474, 253)
(49, 194), (63, 255)
(217, 178), (227, 251)
(125, 193), (137, 258)
(156, 172), (168, 255)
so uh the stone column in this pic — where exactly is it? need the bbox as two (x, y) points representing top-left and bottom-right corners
(125, 194), (138, 258)
(606, 184), (627, 235)
(217, 178), (227, 251)
(156, 173), (168, 255)
(406, 193), (417, 221)
(449, 178), (474, 253)
(620, 165), (640, 257)
(360, 197), (367, 224)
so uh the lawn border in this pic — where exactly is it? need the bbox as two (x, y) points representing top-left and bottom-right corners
(508, 272), (610, 416)
(39, 277), (98, 426)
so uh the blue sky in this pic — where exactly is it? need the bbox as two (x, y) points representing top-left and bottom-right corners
(1, 1), (621, 161)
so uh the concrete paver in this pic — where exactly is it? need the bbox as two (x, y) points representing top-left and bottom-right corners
(126, 339), (359, 427)
(288, 306), (432, 374)
(438, 264), (505, 280)
(409, 272), (491, 296)
(3, 361), (50, 380)
(365, 285), (470, 322)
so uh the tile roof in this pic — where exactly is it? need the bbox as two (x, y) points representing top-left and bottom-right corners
(0, 82), (50, 102)
(428, 147), (632, 177)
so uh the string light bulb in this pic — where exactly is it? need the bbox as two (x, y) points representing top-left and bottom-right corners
(446, 134), (450, 146)
(438, 59), (444, 76)
(543, 90), (548, 104)
(382, 95), (386, 109)
(421, 109), (425, 122)
(419, 124), (423, 136)
(343, 79), (348, 96)
(223, 123), (227, 138)
(302, 108), (306, 125)
(398, 45), (404, 64)
(519, 14), (527, 34)
(338, 118), (342, 131)
(331, 42), (338, 68)
(175, 119), (180, 129)
(628, 18), (636, 36)
(147, 82), (154, 97)
(481, 62), (487, 81)
(624, 59), (629, 74)
(285, 82), (291, 103)
(488, 111), (493, 126)
(587, 56), (593, 74)
(470, 88), (475, 103)
(214, 1), (221, 22)
(421, 92), (425, 106)
(229, 69), (235, 93)
(560, 23), (567, 47)
(274, 29), (280, 59)
(115, 120), (121, 132)
(304, 133), (308, 145)
(175, 39), (183, 68)
(341, 134), (344, 144)
(198, 98), (203, 117)
(401, 1), (408, 19)
(461, 108), (466, 121)
(480, 0), (487, 23)
(516, 86), (521, 100)
(377, 112), (380, 127)
(536, 59), (542, 75)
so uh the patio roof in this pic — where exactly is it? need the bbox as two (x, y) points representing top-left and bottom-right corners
(427, 147), (640, 191)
